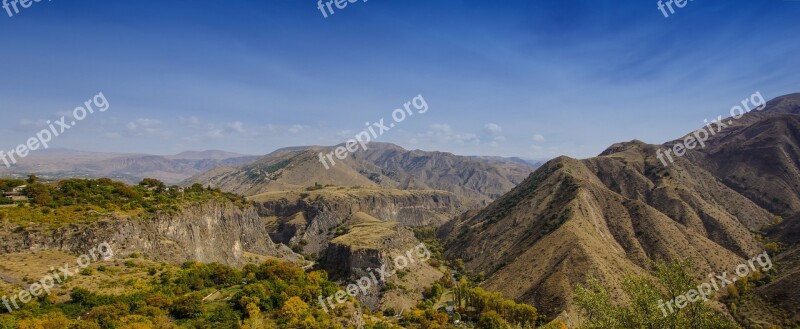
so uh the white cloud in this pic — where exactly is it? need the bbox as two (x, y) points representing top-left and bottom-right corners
(419, 124), (480, 145)
(205, 129), (224, 139)
(14, 119), (43, 132)
(336, 130), (355, 138)
(225, 121), (245, 133)
(532, 134), (545, 142)
(431, 123), (453, 134)
(126, 118), (170, 137)
(252, 124), (276, 136)
(483, 123), (503, 135)
(178, 116), (202, 127)
(179, 116), (250, 139)
(288, 124), (305, 134)
(489, 135), (507, 147)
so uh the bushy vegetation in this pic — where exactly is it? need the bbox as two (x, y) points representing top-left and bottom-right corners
(452, 277), (540, 328)
(0, 177), (247, 227)
(0, 260), (352, 328)
(573, 260), (738, 329)
(0, 178), (25, 192)
(0, 176), (548, 328)
(0, 255), (548, 329)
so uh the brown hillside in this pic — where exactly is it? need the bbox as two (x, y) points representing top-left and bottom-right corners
(440, 94), (800, 324)
(183, 142), (535, 208)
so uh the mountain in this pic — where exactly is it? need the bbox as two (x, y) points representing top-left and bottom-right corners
(439, 93), (800, 326)
(168, 150), (250, 160)
(183, 142), (538, 208)
(472, 155), (547, 167)
(0, 149), (259, 185)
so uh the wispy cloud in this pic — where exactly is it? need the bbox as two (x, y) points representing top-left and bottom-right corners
(288, 124), (305, 134)
(483, 123), (503, 135)
(125, 118), (171, 138)
(417, 124), (480, 145)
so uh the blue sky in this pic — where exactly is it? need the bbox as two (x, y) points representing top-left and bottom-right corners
(1, 0), (799, 159)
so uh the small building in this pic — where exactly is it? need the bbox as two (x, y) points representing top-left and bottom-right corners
(7, 195), (27, 202)
(3, 186), (28, 202)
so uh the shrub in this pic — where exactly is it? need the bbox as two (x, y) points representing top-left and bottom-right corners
(170, 294), (203, 319)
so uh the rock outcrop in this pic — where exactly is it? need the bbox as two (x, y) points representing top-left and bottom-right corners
(252, 188), (462, 255)
(0, 200), (302, 267)
(322, 212), (441, 311)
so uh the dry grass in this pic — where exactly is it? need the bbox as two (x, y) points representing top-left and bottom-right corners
(331, 212), (398, 250)
(0, 250), (175, 301)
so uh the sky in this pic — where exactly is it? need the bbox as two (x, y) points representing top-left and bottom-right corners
(1, 0), (799, 160)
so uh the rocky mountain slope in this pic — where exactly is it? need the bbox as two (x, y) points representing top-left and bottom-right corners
(247, 186), (459, 314)
(183, 142), (536, 208)
(0, 199), (302, 267)
(250, 186), (462, 255)
(323, 212), (442, 311)
(439, 93), (800, 325)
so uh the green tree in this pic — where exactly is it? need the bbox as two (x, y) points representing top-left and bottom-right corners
(478, 311), (510, 329)
(138, 178), (166, 192)
(24, 183), (53, 205)
(0, 179), (25, 192)
(573, 261), (737, 329)
(170, 294), (204, 319)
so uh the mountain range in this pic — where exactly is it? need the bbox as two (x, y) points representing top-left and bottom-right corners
(182, 142), (540, 208)
(439, 93), (800, 326)
(0, 149), (259, 185)
(2, 94), (799, 327)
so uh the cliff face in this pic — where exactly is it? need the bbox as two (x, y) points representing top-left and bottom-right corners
(321, 213), (441, 311)
(0, 200), (302, 267)
(251, 188), (462, 255)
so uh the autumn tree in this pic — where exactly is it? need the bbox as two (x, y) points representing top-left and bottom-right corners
(573, 261), (737, 329)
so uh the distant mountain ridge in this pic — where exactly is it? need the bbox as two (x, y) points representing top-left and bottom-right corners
(184, 142), (539, 208)
(0, 149), (259, 185)
(168, 150), (250, 160)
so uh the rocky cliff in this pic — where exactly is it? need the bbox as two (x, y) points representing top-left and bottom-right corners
(0, 200), (302, 267)
(322, 212), (441, 311)
(250, 187), (462, 255)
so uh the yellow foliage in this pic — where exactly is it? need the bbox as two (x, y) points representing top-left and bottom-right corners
(279, 296), (310, 319)
(15, 318), (44, 329)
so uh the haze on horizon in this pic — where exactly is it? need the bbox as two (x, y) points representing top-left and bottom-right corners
(1, 0), (799, 160)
